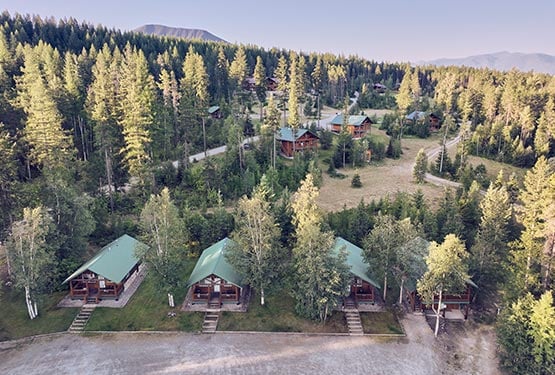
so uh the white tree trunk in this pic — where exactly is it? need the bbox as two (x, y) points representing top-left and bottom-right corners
(260, 288), (265, 306)
(25, 286), (37, 320)
(168, 293), (175, 307)
(383, 273), (388, 301)
(398, 278), (404, 305)
(434, 289), (443, 338)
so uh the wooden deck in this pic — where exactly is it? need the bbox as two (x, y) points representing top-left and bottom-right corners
(182, 286), (251, 312)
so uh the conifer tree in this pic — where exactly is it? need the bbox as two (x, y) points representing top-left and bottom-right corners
(87, 44), (120, 210)
(16, 45), (73, 169)
(214, 45), (229, 100)
(470, 183), (511, 301)
(229, 45), (248, 90)
(274, 55), (288, 125)
(510, 156), (553, 295)
(118, 44), (155, 185)
(253, 55), (266, 120)
(413, 148), (428, 183)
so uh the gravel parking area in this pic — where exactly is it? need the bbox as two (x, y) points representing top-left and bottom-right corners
(0, 314), (497, 375)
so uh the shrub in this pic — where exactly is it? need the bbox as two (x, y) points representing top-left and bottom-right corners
(351, 174), (362, 188)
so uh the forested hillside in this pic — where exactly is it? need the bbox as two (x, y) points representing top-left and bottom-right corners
(0, 13), (554, 372)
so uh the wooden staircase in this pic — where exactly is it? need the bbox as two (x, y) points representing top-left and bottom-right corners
(202, 312), (219, 333)
(68, 304), (96, 333)
(344, 298), (363, 336)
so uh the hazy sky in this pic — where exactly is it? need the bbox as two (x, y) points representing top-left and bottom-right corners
(2, 0), (554, 62)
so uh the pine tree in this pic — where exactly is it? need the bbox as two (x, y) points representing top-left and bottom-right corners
(287, 52), (300, 131)
(396, 67), (413, 114)
(229, 45), (248, 90)
(16, 45), (73, 169)
(413, 148), (428, 183)
(470, 183), (511, 301)
(0, 125), (16, 235)
(119, 44), (155, 185)
(86, 44), (120, 211)
(253, 55), (267, 120)
(262, 95), (281, 168)
(214, 45), (229, 100)
(274, 55), (288, 125)
(510, 156), (553, 295)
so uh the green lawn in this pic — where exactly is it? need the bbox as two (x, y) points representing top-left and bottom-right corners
(360, 311), (404, 335)
(86, 261), (203, 332)
(0, 286), (78, 341)
(218, 290), (348, 333)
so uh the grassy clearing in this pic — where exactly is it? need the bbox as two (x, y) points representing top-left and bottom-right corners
(317, 129), (447, 211)
(218, 290), (347, 333)
(0, 286), (78, 341)
(360, 311), (404, 334)
(86, 260), (203, 332)
(465, 155), (527, 182)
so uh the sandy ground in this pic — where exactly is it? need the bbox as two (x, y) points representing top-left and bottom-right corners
(0, 313), (501, 375)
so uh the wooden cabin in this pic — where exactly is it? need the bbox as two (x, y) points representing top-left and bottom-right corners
(244, 76), (279, 91)
(406, 111), (441, 132)
(208, 105), (222, 119)
(373, 83), (387, 93)
(276, 127), (319, 158)
(406, 281), (476, 320)
(405, 110), (426, 124)
(330, 115), (373, 139)
(186, 238), (244, 308)
(266, 77), (279, 91)
(63, 235), (148, 304)
(332, 237), (380, 307)
(429, 113), (441, 131)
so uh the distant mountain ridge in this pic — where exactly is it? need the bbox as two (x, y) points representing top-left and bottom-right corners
(422, 51), (555, 75)
(134, 24), (227, 43)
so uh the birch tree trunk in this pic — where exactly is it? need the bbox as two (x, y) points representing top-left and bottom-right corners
(398, 278), (404, 305)
(25, 286), (37, 319)
(434, 289), (443, 337)
(382, 273), (388, 301)
(260, 287), (265, 306)
(168, 293), (175, 307)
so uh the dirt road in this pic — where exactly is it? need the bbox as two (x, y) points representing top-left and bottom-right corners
(0, 313), (500, 375)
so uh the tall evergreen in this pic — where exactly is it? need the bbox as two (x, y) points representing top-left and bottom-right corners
(16, 44), (73, 170)
(118, 44), (155, 185)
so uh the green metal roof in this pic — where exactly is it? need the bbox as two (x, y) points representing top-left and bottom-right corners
(330, 115), (372, 126)
(208, 105), (220, 114)
(186, 237), (244, 288)
(275, 127), (318, 142)
(332, 237), (380, 289)
(63, 235), (147, 284)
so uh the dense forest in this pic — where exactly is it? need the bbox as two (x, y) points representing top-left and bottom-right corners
(0, 13), (554, 373)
